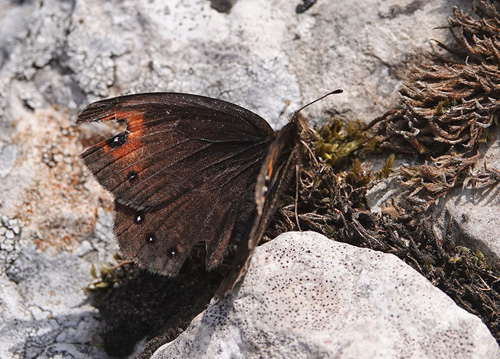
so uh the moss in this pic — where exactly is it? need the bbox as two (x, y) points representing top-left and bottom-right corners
(363, 1), (500, 210)
(313, 118), (377, 167)
(435, 98), (458, 115)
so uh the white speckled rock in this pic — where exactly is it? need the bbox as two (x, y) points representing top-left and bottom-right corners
(152, 232), (500, 359)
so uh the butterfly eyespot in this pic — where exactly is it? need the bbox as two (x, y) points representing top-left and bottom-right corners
(146, 234), (155, 243)
(169, 249), (176, 258)
(127, 171), (139, 183)
(117, 118), (128, 128)
(106, 132), (128, 148)
(134, 212), (144, 224)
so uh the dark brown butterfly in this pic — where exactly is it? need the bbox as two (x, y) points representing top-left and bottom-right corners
(77, 90), (341, 297)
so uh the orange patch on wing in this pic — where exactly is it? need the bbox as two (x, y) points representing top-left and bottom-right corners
(100, 111), (145, 162)
(85, 111), (148, 180)
(267, 158), (274, 179)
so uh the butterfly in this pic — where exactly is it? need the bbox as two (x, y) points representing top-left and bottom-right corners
(77, 90), (341, 297)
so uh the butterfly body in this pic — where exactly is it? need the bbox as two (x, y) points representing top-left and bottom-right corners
(77, 93), (302, 296)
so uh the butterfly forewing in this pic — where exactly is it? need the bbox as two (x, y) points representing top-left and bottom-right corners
(77, 93), (275, 275)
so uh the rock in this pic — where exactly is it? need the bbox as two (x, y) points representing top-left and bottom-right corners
(0, 275), (33, 359)
(1, 244), (106, 359)
(0, 0), (497, 357)
(39, 343), (108, 359)
(0, 143), (17, 178)
(152, 232), (500, 359)
(442, 126), (500, 266)
(64, 0), (461, 126)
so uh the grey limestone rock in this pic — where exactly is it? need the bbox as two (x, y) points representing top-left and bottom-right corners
(152, 232), (500, 359)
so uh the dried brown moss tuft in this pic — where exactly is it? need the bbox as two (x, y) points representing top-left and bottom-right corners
(371, 2), (500, 156)
(365, 0), (500, 209)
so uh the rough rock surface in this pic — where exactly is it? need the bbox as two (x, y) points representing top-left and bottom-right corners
(152, 232), (500, 359)
(442, 126), (500, 266)
(0, 0), (496, 358)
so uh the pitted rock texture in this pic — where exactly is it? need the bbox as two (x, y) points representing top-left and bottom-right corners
(152, 232), (500, 359)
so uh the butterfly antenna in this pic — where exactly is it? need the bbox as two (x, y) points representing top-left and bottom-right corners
(296, 89), (343, 114)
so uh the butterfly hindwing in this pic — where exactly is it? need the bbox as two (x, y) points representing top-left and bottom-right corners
(216, 121), (301, 297)
(77, 93), (275, 275)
